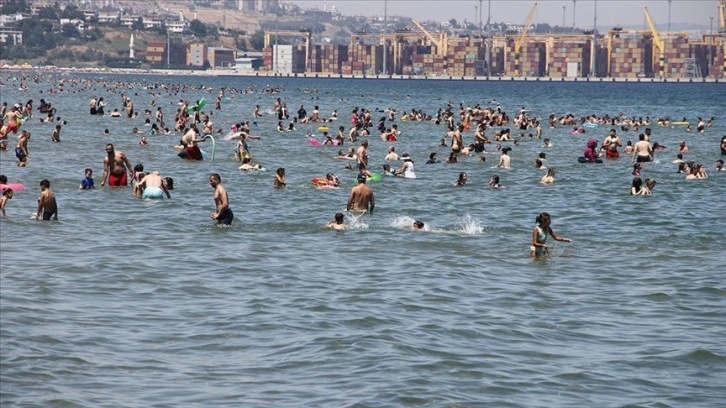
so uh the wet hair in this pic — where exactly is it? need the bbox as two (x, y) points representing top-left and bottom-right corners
(413, 220), (425, 229)
(2, 187), (12, 196)
(0, 175), (7, 184)
(535, 212), (551, 225)
(134, 163), (144, 172)
(164, 177), (174, 190)
(210, 173), (221, 183)
(334, 212), (344, 223)
(40, 179), (50, 188)
(84, 168), (92, 174)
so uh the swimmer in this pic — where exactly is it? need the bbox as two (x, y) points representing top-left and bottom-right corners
(347, 174), (375, 213)
(136, 171), (171, 199)
(412, 220), (425, 230)
(325, 212), (347, 230)
(274, 167), (286, 188)
(35, 179), (58, 220)
(453, 172), (467, 186)
(530, 212), (571, 257)
(716, 159), (724, 172)
(496, 148), (511, 168)
(0, 187), (13, 220)
(209, 173), (233, 226)
(539, 168), (556, 184)
(79, 168), (95, 189)
(489, 175), (502, 188)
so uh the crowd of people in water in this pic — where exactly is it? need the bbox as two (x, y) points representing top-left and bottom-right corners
(1, 73), (724, 256)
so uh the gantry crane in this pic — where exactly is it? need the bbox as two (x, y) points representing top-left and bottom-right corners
(264, 30), (311, 71)
(513, 3), (538, 76)
(411, 19), (448, 57)
(643, 6), (665, 79)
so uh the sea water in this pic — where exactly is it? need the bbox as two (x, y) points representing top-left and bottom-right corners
(1, 72), (725, 407)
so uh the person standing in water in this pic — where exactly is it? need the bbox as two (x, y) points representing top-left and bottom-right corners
(209, 173), (233, 226)
(530, 212), (571, 257)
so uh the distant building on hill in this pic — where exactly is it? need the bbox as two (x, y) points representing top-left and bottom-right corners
(236, 0), (279, 13)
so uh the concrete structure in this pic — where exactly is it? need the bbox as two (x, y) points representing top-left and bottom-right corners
(145, 41), (166, 65)
(208, 47), (236, 69)
(0, 29), (22, 45)
(187, 43), (207, 67)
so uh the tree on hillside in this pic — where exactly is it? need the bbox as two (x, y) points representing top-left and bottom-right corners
(38, 6), (59, 20)
(250, 30), (265, 51)
(132, 17), (144, 31)
(61, 22), (81, 38)
(0, 0), (30, 15)
(60, 4), (85, 20)
(189, 19), (208, 37)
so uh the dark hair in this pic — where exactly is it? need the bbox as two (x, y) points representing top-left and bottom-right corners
(85, 168), (92, 173)
(40, 179), (50, 188)
(0, 175), (7, 184)
(164, 177), (174, 190)
(134, 163), (144, 172)
(413, 220), (425, 229)
(334, 212), (344, 223)
(535, 212), (551, 225)
(210, 173), (221, 182)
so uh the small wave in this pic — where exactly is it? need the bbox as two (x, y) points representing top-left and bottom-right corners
(682, 348), (726, 364)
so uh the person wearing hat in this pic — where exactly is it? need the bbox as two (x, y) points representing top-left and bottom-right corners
(394, 153), (416, 178)
(347, 173), (375, 213)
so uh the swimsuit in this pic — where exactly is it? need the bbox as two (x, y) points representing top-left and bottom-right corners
(108, 172), (128, 186)
(42, 211), (55, 221)
(531, 226), (549, 256)
(215, 208), (234, 225)
(142, 186), (164, 199)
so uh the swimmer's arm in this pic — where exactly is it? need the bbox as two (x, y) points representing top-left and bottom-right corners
(549, 227), (571, 243)
(35, 194), (45, 219)
(101, 156), (111, 186)
(1, 199), (7, 219)
(346, 192), (354, 211)
(368, 193), (375, 213)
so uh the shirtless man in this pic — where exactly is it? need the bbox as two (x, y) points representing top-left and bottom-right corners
(496, 147), (511, 168)
(101, 143), (133, 186)
(35, 179), (58, 220)
(15, 130), (30, 167)
(356, 140), (369, 173)
(126, 98), (134, 118)
(451, 124), (464, 153)
(0, 104), (21, 138)
(347, 174), (375, 213)
(209, 173), (233, 226)
(136, 171), (171, 199)
(179, 124), (203, 160)
(602, 128), (621, 158)
(632, 133), (653, 163)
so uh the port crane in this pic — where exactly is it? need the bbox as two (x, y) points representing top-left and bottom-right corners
(410, 19), (448, 57)
(643, 6), (665, 79)
(512, 3), (538, 76)
(264, 30), (311, 71)
(720, 0), (726, 33)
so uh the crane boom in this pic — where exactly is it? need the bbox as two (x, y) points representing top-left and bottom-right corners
(643, 6), (665, 79)
(642, 6), (663, 52)
(514, 3), (538, 54)
(410, 19), (443, 52)
(720, 0), (726, 33)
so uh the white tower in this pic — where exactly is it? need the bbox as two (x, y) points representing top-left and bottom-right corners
(129, 33), (135, 59)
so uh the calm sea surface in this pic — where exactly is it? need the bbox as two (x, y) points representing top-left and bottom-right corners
(1, 72), (725, 407)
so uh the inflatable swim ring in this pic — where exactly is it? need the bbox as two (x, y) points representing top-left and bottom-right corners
(317, 126), (329, 132)
(671, 121), (689, 125)
(0, 183), (24, 192)
(583, 123), (599, 129)
(577, 157), (603, 164)
(353, 172), (382, 182)
(308, 138), (322, 146)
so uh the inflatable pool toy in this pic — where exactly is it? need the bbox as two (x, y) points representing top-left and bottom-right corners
(187, 97), (207, 113)
(317, 126), (329, 132)
(570, 127), (585, 135)
(0, 183), (24, 192)
(353, 173), (382, 182)
(308, 138), (322, 146)
(577, 157), (603, 164)
(583, 123), (599, 129)
(671, 121), (689, 125)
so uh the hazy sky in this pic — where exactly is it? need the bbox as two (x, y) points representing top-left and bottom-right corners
(290, 0), (719, 30)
